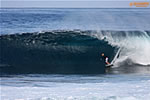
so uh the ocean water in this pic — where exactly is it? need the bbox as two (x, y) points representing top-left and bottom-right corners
(1, 74), (150, 100)
(1, 8), (150, 34)
(0, 8), (150, 100)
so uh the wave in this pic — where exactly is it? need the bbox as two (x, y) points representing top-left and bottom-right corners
(92, 30), (150, 66)
(0, 30), (150, 74)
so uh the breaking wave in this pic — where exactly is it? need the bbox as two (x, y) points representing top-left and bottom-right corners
(0, 30), (150, 74)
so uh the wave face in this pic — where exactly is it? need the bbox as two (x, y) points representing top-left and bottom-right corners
(0, 30), (115, 74)
(1, 30), (150, 74)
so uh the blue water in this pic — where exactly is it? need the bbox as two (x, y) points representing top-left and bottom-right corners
(1, 8), (150, 34)
(1, 8), (150, 100)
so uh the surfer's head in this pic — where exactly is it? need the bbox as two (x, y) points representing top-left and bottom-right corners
(101, 53), (104, 56)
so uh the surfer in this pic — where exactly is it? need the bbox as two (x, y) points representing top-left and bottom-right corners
(101, 53), (110, 65)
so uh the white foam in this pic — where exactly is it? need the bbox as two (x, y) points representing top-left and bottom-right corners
(1, 74), (150, 100)
(92, 31), (150, 66)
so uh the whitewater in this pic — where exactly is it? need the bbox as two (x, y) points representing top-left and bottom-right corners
(89, 30), (150, 66)
(1, 74), (150, 100)
(0, 8), (150, 100)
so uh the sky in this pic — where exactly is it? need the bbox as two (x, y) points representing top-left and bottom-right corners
(0, 0), (150, 8)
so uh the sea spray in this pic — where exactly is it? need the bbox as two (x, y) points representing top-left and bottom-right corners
(90, 30), (150, 66)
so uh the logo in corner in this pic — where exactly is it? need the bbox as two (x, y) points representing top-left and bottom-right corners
(130, 2), (149, 7)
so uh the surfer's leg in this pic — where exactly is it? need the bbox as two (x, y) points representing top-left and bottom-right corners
(106, 62), (110, 65)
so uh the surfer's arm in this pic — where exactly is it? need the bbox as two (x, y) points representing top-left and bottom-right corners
(105, 57), (110, 65)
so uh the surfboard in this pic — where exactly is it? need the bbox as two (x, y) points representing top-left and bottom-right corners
(105, 48), (121, 68)
(106, 63), (113, 68)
